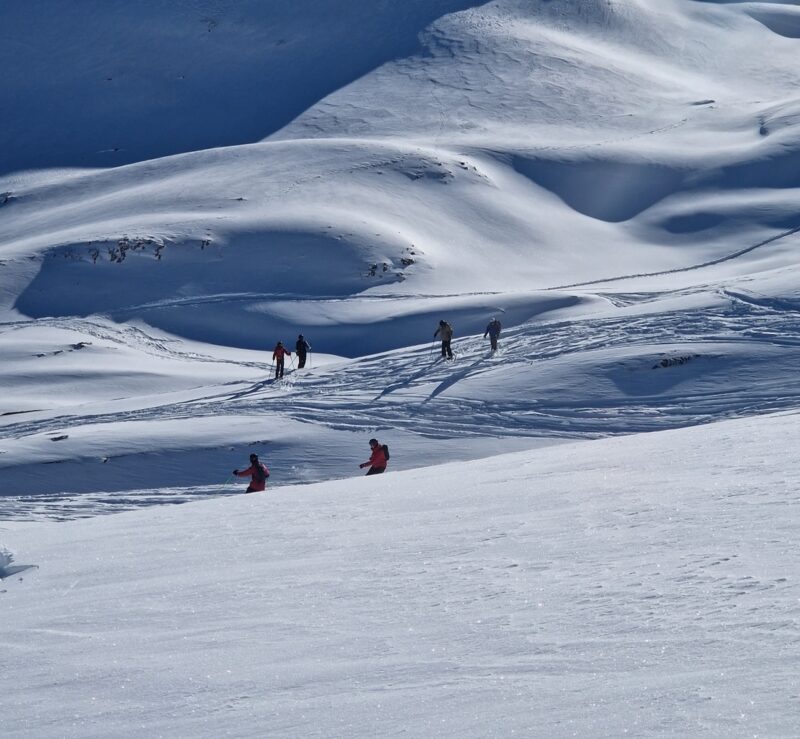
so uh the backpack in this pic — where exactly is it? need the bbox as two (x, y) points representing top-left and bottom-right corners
(382, 444), (390, 460)
(253, 463), (269, 483)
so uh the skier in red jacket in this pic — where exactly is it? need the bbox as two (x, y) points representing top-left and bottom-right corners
(272, 341), (291, 379)
(359, 438), (389, 475)
(233, 453), (270, 492)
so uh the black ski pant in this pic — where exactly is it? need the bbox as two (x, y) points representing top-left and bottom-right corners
(275, 358), (285, 378)
(366, 466), (386, 476)
(297, 352), (307, 368)
(441, 340), (453, 359)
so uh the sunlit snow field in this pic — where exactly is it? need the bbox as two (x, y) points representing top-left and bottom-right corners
(2, 0), (800, 736)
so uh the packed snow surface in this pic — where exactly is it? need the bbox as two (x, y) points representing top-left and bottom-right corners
(3, 413), (800, 736)
(2, 0), (800, 736)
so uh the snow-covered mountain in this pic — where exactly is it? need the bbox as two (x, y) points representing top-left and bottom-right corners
(2, 1), (799, 735)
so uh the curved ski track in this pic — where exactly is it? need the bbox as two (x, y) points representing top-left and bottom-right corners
(3, 290), (800, 446)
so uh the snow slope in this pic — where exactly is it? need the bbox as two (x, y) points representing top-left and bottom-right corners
(0, 0), (797, 505)
(0, 0), (487, 174)
(0, 0), (798, 504)
(3, 412), (799, 736)
(3, 0), (800, 344)
(2, 1), (800, 734)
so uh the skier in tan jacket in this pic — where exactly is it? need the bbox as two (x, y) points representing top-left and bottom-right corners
(433, 320), (454, 359)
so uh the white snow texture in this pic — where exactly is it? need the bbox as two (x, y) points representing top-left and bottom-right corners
(1, 1), (799, 736)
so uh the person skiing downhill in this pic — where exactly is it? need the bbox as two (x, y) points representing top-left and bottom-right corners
(433, 319), (454, 359)
(295, 334), (311, 368)
(233, 453), (270, 493)
(484, 317), (502, 352)
(272, 341), (291, 379)
(359, 438), (389, 475)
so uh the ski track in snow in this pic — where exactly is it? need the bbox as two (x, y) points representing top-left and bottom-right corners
(4, 3), (800, 733)
(549, 225), (800, 291)
(0, 316), (266, 369)
(0, 485), (239, 522)
(3, 290), (800, 446)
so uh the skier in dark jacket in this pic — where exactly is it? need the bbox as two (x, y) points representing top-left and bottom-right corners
(433, 320), (454, 359)
(295, 334), (311, 368)
(484, 317), (502, 352)
(234, 453), (270, 493)
(272, 341), (291, 379)
(359, 438), (389, 475)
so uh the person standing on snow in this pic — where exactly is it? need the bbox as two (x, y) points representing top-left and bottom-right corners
(233, 453), (270, 493)
(359, 438), (389, 475)
(484, 317), (502, 352)
(272, 341), (291, 379)
(295, 334), (311, 368)
(433, 319), (454, 359)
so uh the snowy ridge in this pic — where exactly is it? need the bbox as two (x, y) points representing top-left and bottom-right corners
(2, 1), (800, 734)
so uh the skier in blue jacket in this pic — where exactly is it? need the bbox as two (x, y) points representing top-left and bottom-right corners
(484, 317), (502, 352)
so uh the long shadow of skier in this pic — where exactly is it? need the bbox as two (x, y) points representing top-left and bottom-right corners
(169, 377), (272, 408)
(372, 356), (448, 402)
(224, 377), (277, 401)
(424, 356), (486, 402)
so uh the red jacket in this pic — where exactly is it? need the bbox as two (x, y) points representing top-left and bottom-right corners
(273, 346), (291, 360)
(364, 444), (388, 469)
(235, 463), (269, 491)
